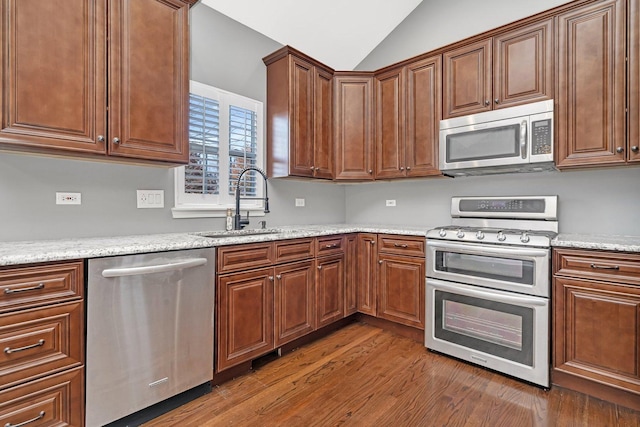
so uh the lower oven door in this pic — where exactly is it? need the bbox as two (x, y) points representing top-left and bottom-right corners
(425, 278), (549, 387)
(427, 240), (550, 297)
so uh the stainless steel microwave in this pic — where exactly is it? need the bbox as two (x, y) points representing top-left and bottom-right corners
(439, 100), (554, 176)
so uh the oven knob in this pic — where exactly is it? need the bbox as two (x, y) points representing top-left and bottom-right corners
(456, 230), (465, 238)
(439, 229), (447, 237)
(520, 232), (530, 243)
(476, 230), (485, 240)
(496, 231), (506, 242)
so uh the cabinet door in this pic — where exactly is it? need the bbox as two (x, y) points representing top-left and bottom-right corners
(313, 67), (334, 178)
(274, 261), (315, 347)
(217, 268), (274, 372)
(109, 0), (189, 163)
(344, 235), (358, 316)
(630, 0), (640, 163)
(0, 0), (106, 153)
(406, 56), (442, 177)
(443, 39), (492, 119)
(356, 234), (377, 315)
(316, 254), (345, 328)
(556, 0), (626, 168)
(288, 56), (315, 177)
(493, 18), (553, 109)
(377, 254), (425, 329)
(375, 67), (405, 179)
(553, 277), (640, 396)
(334, 74), (374, 180)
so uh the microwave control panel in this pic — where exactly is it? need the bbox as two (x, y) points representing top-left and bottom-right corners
(531, 119), (552, 155)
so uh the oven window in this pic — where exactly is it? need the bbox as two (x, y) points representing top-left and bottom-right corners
(434, 290), (533, 366)
(446, 124), (520, 163)
(436, 251), (534, 285)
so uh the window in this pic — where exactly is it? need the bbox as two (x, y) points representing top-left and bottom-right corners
(173, 81), (264, 218)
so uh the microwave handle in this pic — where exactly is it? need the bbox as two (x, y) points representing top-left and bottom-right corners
(520, 120), (527, 159)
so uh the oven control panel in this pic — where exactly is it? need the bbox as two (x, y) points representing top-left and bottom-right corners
(452, 196), (557, 220)
(459, 198), (545, 213)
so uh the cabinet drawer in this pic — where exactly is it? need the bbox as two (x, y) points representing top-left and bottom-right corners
(316, 236), (345, 256)
(275, 239), (315, 264)
(554, 249), (640, 286)
(0, 366), (84, 427)
(378, 235), (425, 257)
(0, 261), (83, 313)
(217, 242), (275, 274)
(0, 301), (83, 390)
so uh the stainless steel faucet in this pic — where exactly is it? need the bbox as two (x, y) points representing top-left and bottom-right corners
(234, 166), (269, 230)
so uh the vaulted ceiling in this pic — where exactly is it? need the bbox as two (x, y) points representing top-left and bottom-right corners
(200, 0), (424, 70)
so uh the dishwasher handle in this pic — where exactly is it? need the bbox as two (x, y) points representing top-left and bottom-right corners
(101, 258), (208, 278)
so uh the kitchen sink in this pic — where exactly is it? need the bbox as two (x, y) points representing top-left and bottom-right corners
(192, 230), (281, 239)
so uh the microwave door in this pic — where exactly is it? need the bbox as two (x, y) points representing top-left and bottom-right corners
(440, 116), (530, 170)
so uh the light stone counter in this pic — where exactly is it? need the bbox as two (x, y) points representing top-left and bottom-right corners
(552, 233), (640, 253)
(0, 224), (430, 267)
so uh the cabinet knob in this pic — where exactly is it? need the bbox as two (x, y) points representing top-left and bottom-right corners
(310, 166), (315, 171)
(399, 166), (405, 171)
(378, 260), (383, 264)
(368, 169), (373, 174)
(97, 135), (105, 142)
(406, 166), (411, 171)
(616, 146), (624, 154)
(484, 100), (490, 106)
(494, 98), (499, 104)
(113, 137), (121, 145)
(276, 274), (282, 280)
(269, 276), (274, 281)
(632, 146), (639, 153)
(370, 240), (375, 245)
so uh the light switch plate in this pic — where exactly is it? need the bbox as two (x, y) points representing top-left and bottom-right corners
(137, 190), (164, 209)
(295, 198), (305, 207)
(56, 192), (81, 205)
(386, 199), (396, 207)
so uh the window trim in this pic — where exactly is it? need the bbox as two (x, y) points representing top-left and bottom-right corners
(172, 81), (265, 219)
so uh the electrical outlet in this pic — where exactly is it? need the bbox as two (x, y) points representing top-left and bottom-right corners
(385, 199), (396, 207)
(295, 198), (305, 207)
(56, 192), (81, 205)
(137, 190), (164, 209)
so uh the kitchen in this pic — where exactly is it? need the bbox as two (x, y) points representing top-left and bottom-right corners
(0, 0), (639, 425)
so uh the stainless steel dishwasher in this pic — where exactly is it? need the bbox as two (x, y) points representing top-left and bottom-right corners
(86, 248), (215, 427)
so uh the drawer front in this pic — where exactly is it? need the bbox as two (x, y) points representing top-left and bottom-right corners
(378, 235), (426, 257)
(275, 239), (315, 264)
(316, 236), (345, 256)
(554, 249), (640, 286)
(0, 261), (83, 313)
(0, 366), (84, 427)
(0, 302), (84, 390)
(217, 242), (274, 273)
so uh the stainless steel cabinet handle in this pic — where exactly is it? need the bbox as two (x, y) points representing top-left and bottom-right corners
(520, 120), (528, 159)
(632, 146), (639, 153)
(394, 243), (409, 248)
(113, 137), (120, 144)
(102, 258), (207, 278)
(5, 411), (45, 427)
(97, 135), (105, 142)
(616, 146), (624, 154)
(4, 339), (45, 354)
(590, 263), (619, 270)
(3, 283), (44, 294)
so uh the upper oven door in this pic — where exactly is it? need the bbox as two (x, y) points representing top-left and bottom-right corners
(426, 240), (550, 297)
(439, 115), (530, 171)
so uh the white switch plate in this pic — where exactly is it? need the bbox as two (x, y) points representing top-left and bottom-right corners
(295, 198), (305, 207)
(56, 192), (81, 205)
(137, 190), (164, 209)
(385, 199), (396, 207)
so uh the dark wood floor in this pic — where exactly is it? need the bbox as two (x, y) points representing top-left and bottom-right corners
(144, 322), (640, 426)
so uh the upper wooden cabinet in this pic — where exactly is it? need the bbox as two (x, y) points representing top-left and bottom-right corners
(443, 18), (553, 119)
(555, 0), (626, 168)
(0, 0), (191, 164)
(629, 0), (640, 163)
(375, 56), (441, 179)
(334, 72), (375, 180)
(264, 47), (334, 179)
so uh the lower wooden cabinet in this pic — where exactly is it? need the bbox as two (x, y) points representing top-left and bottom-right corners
(356, 233), (378, 315)
(344, 235), (358, 316)
(553, 248), (640, 410)
(377, 253), (425, 329)
(275, 260), (315, 347)
(316, 253), (345, 328)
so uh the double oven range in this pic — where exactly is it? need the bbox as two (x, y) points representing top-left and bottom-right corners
(425, 196), (558, 388)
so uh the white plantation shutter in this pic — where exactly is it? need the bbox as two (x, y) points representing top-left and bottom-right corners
(173, 81), (264, 218)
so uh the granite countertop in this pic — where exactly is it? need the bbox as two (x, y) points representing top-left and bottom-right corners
(0, 224), (430, 267)
(552, 233), (640, 253)
(2, 225), (638, 267)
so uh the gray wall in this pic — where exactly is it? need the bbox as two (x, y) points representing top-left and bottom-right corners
(348, 0), (639, 236)
(0, 4), (346, 242)
(356, 0), (574, 70)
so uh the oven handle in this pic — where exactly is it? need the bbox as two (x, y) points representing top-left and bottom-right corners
(427, 279), (548, 307)
(427, 240), (548, 258)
